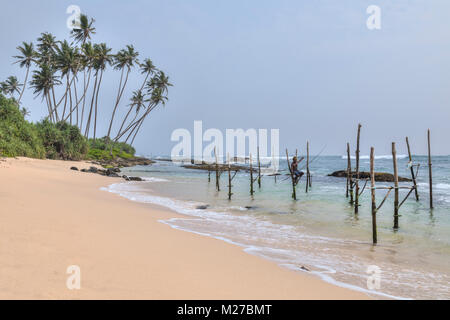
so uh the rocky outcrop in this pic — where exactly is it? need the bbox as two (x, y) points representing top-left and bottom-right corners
(328, 170), (411, 182)
(89, 156), (154, 169)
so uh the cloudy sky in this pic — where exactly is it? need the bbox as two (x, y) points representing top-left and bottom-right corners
(1, 0), (449, 156)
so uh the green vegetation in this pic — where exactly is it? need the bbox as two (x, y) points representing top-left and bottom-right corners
(0, 94), (44, 158)
(0, 94), (136, 162)
(35, 120), (88, 160)
(86, 137), (135, 160)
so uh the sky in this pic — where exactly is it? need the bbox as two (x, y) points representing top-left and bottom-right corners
(0, 0), (449, 157)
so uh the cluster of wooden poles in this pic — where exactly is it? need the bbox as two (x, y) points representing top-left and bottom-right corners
(207, 125), (434, 245)
(346, 124), (434, 244)
(210, 143), (313, 201)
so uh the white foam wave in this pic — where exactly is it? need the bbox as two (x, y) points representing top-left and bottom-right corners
(342, 154), (408, 160)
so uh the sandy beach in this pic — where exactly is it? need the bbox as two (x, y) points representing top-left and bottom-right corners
(0, 157), (367, 299)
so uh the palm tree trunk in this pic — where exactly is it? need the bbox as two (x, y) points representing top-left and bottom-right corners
(73, 72), (79, 126)
(51, 86), (59, 122)
(80, 67), (92, 131)
(107, 67), (130, 138)
(67, 73), (73, 125)
(18, 66), (29, 104)
(85, 72), (98, 137)
(93, 69), (104, 140)
(129, 118), (145, 146)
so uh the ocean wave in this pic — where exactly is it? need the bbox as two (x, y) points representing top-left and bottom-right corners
(101, 182), (433, 299)
(141, 177), (169, 182)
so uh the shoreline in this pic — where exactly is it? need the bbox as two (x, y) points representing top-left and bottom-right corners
(0, 157), (368, 299)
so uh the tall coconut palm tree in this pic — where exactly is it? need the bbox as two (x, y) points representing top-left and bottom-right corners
(85, 43), (112, 139)
(70, 14), (96, 44)
(106, 45), (139, 138)
(30, 64), (61, 121)
(13, 42), (36, 104)
(79, 41), (95, 131)
(71, 14), (96, 128)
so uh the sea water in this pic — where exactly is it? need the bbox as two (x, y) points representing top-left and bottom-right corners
(105, 155), (450, 299)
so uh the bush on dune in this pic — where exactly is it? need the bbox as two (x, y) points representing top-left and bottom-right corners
(87, 137), (135, 160)
(34, 120), (88, 160)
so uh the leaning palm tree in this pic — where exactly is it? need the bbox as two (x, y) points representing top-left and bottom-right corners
(30, 64), (61, 122)
(106, 45), (139, 138)
(79, 41), (95, 131)
(85, 43), (112, 139)
(71, 14), (96, 128)
(13, 42), (36, 104)
(116, 89), (146, 138)
(70, 14), (96, 45)
(128, 87), (168, 145)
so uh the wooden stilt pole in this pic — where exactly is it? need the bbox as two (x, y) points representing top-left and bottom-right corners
(347, 143), (353, 204)
(286, 149), (297, 200)
(370, 147), (377, 244)
(355, 124), (361, 214)
(257, 146), (261, 188)
(250, 153), (254, 196)
(227, 153), (232, 200)
(405, 137), (419, 201)
(392, 142), (399, 229)
(306, 141), (310, 193)
(428, 129), (433, 209)
(214, 147), (220, 191)
(208, 170), (211, 182)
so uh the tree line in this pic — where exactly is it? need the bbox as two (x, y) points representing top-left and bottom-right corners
(0, 13), (171, 147)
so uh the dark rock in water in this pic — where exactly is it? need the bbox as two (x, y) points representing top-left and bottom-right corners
(300, 266), (310, 272)
(328, 170), (411, 182)
(105, 168), (121, 177)
(128, 176), (143, 181)
(70, 167), (78, 171)
(122, 175), (130, 181)
(196, 205), (210, 210)
(245, 206), (257, 210)
(81, 168), (87, 172)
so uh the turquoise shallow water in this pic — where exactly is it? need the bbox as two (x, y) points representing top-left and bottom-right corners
(107, 155), (450, 299)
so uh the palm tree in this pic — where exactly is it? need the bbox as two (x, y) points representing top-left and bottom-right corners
(139, 58), (157, 90)
(116, 89), (146, 138)
(128, 87), (168, 145)
(77, 42), (94, 131)
(71, 14), (96, 128)
(3, 76), (22, 98)
(106, 45), (139, 138)
(85, 43), (112, 139)
(13, 42), (36, 104)
(36, 32), (58, 65)
(55, 40), (81, 123)
(70, 14), (96, 44)
(30, 64), (61, 121)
